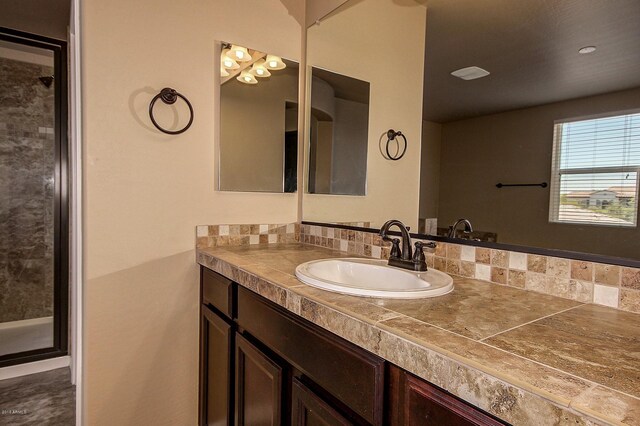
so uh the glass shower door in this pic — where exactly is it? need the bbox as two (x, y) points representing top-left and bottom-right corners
(0, 31), (67, 364)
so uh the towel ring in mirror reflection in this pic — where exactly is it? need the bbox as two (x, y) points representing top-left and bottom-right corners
(149, 87), (194, 135)
(385, 129), (407, 161)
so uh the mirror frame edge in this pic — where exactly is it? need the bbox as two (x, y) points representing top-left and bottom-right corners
(301, 220), (640, 269)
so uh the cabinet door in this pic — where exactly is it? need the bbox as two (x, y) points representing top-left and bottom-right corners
(200, 306), (233, 426)
(291, 378), (353, 426)
(389, 367), (504, 426)
(235, 334), (283, 426)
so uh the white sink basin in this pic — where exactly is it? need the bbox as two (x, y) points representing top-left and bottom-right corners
(295, 258), (453, 299)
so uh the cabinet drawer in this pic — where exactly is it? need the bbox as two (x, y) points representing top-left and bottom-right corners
(237, 286), (385, 426)
(201, 267), (234, 318)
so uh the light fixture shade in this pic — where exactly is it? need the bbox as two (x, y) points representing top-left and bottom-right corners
(249, 59), (271, 78)
(221, 49), (239, 70)
(220, 66), (229, 77)
(227, 44), (252, 62)
(264, 54), (286, 70)
(237, 70), (258, 85)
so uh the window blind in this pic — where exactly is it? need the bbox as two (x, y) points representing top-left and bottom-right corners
(549, 111), (640, 227)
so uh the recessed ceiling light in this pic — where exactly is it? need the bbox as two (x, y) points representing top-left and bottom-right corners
(451, 66), (490, 80)
(579, 46), (597, 54)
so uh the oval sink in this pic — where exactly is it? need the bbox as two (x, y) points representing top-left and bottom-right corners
(295, 258), (453, 299)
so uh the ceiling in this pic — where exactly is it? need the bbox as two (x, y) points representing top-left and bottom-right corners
(422, 0), (640, 123)
(312, 66), (370, 104)
(0, 0), (70, 40)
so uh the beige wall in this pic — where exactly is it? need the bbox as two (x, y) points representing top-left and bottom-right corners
(305, 0), (349, 26)
(302, 0), (427, 229)
(81, 0), (302, 424)
(438, 87), (640, 259)
(315, 121), (334, 193)
(419, 120), (442, 220)
(331, 98), (368, 195)
(219, 68), (298, 192)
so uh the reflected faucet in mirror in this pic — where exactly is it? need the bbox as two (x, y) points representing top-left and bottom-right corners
(379, 219), (435, 272)
(448, 219), (473, 239)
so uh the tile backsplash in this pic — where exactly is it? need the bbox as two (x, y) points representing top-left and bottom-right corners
(196, 223), (298, 249)
(299, 224), (640, 314)
(196, 222), (639, 314)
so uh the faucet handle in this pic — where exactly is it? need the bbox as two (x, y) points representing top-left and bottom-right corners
(423, 241), (437, 249)
(413, 242), (428, 271)
(389, 238), (401, 259)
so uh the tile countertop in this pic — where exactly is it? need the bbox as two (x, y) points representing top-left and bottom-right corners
(197, 244), (640, 426)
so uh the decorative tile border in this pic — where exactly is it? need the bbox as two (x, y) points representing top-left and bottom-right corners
(299, 224), (640, 314)
(196, 223), (299, 249)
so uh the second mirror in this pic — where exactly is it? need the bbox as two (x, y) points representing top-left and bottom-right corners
(308, 67), (369, 196)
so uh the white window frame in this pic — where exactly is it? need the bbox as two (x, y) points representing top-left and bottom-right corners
(548, 110), (640, 227)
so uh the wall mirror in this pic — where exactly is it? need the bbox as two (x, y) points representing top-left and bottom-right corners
(218, 42), (298, 193)
(308, 67), (369, 196)
(302, 0), (640, 264)
(303, 0), (427, 228)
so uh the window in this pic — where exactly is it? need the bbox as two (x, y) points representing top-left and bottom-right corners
(549, 111), (640, 227)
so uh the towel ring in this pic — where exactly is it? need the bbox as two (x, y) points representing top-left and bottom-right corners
(385, 129), (407, 161)
(149, 87), (194, 135)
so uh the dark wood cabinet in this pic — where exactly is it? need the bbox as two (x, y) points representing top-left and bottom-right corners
(199, 306), (233, 426)
(199, 266), (509, 426)
(235, 334), (283, 426)
(236, 286), (385, 426)
(291, 378), (352, 426)
(388, 365), (504, 426)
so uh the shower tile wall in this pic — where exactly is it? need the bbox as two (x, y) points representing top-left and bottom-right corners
(0, 56), (55, 323)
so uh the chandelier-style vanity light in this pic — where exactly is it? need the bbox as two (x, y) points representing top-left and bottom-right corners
(227, 44), (252, 62)
(236, 70), (258, 85)
(249, 59), (271, 78)
(221, 43), (287, 85)
(264, 54), (286, 70)
(221, 49), (240, 70)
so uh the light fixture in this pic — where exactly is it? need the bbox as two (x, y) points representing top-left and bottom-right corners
(237, 70), (258, 85)
(227, 45), (252, 62)
(249, 59), (271, 78)
(221, 49), (239, 70)
(451, 66), (490, 80)
(578, 46), (597, 54)
(220, 66), (229, 77)
(264, 54), (286, 70)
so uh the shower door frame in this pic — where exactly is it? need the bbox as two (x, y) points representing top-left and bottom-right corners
(0, 28), (69, 368)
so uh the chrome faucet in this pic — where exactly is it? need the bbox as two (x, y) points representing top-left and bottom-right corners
(379, 219), (435, 272)
(448, 218), (473, 239)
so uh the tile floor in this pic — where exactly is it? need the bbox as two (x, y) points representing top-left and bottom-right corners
(0, 368), (74, 425)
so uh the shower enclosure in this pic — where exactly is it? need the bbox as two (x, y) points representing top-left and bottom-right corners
(0, 28), (68, 367)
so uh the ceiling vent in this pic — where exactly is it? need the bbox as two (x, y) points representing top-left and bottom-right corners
(451, 66), (490, 80)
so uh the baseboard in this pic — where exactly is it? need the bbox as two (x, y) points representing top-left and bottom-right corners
(0, 356), (71, 381)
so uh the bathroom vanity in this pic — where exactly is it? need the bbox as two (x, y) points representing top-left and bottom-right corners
(197, 243), (639, 426)
(199, 265), (503, 425)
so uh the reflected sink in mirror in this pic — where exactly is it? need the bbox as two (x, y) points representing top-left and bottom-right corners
(295, 258), (453, 299)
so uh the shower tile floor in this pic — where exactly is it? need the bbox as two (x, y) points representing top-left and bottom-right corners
(0, 317), (54, 357)
(0, 368), (74, 425)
